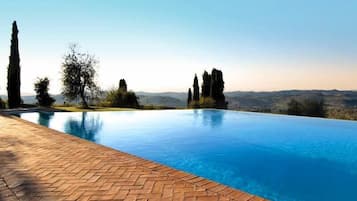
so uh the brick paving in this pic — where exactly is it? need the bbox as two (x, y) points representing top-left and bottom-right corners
(0, 114), (266, 201)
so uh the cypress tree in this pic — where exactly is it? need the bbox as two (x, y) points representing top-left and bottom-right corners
(119, 79), (127, 92)
(7, 21), (21, 108)
(211, 68), (226, 108)
(201, 71), (211, 97)
(193, 74), (200, 101)
(187, 88), (192, 106)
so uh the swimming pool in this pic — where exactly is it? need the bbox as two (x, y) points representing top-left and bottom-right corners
(20, 109), (357, 201)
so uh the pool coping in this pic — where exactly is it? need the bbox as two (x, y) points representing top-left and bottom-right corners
(0, 114), (267, 201)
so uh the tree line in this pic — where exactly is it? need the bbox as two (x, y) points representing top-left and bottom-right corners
(187, 68), (228, 109)
(0, 21), (330, 119)
(1, 21), (230, 110)
(1, 21), (139, 109)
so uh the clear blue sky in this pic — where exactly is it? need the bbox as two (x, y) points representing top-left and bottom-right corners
(0, 0), (356, 94)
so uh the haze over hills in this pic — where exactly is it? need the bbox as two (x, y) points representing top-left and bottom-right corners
(138, 90), (357, 111)
(2, 90), (357, 110)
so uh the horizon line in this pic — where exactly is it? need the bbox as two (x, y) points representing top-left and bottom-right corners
(1, 88), (357, 97)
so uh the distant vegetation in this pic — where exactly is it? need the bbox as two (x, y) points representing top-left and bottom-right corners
(0, 21), (356, 122)
(102, 79), (139, 108)
(326, 107), (357, 121)
(187, 68), (227, 109)
(2, 89), (357, 121)
(226, 90), (357, 120)
(122, 90), (357, 120)
(287, 98), (325, 117)
(34, 77), (55, 107)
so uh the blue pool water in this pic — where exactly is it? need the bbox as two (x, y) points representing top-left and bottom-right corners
(20, 109), (357, 201)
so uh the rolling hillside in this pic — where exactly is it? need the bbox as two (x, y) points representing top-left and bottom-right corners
(2, 90), (357, 110)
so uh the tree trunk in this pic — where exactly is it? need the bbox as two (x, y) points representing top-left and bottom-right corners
(80, 88), (89, 109)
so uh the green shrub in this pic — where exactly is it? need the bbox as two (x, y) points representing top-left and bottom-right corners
(327, 107), (357, 120)
(287, 99), (303, 115)
(188, 100), (200, 108)
(188, 97), (216, 109)
(104, 88), (139, 108)
(34, 77), (56, 107)
(199, 97), (216, 108)
(286, 98), (325, 117)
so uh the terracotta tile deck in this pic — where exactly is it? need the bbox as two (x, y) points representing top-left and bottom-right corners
(0, 114), (267, 201)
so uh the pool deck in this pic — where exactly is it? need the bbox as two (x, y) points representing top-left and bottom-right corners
(0, 114), (266, 201)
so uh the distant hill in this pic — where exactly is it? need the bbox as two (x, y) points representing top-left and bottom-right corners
(1, 94), (66, 105)
(1, 92), (186, 107)
(2, 90), (357, 110)
(137, 90), (357, 111)
(135, 92), (186, 108)
(136, 92), (187, 100)
(138, 95), (186, 108)
(225, 90), (357, 111)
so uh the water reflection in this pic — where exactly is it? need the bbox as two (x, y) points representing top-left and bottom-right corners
(38, 112), (54, 127)
(201, 109), (224, 127)
(64, 112), (103, 142)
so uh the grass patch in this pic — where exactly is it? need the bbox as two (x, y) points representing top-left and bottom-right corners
(53, 106), (137, 112)
(53, 105), (181, 112)
(140, 105), (179, 110)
